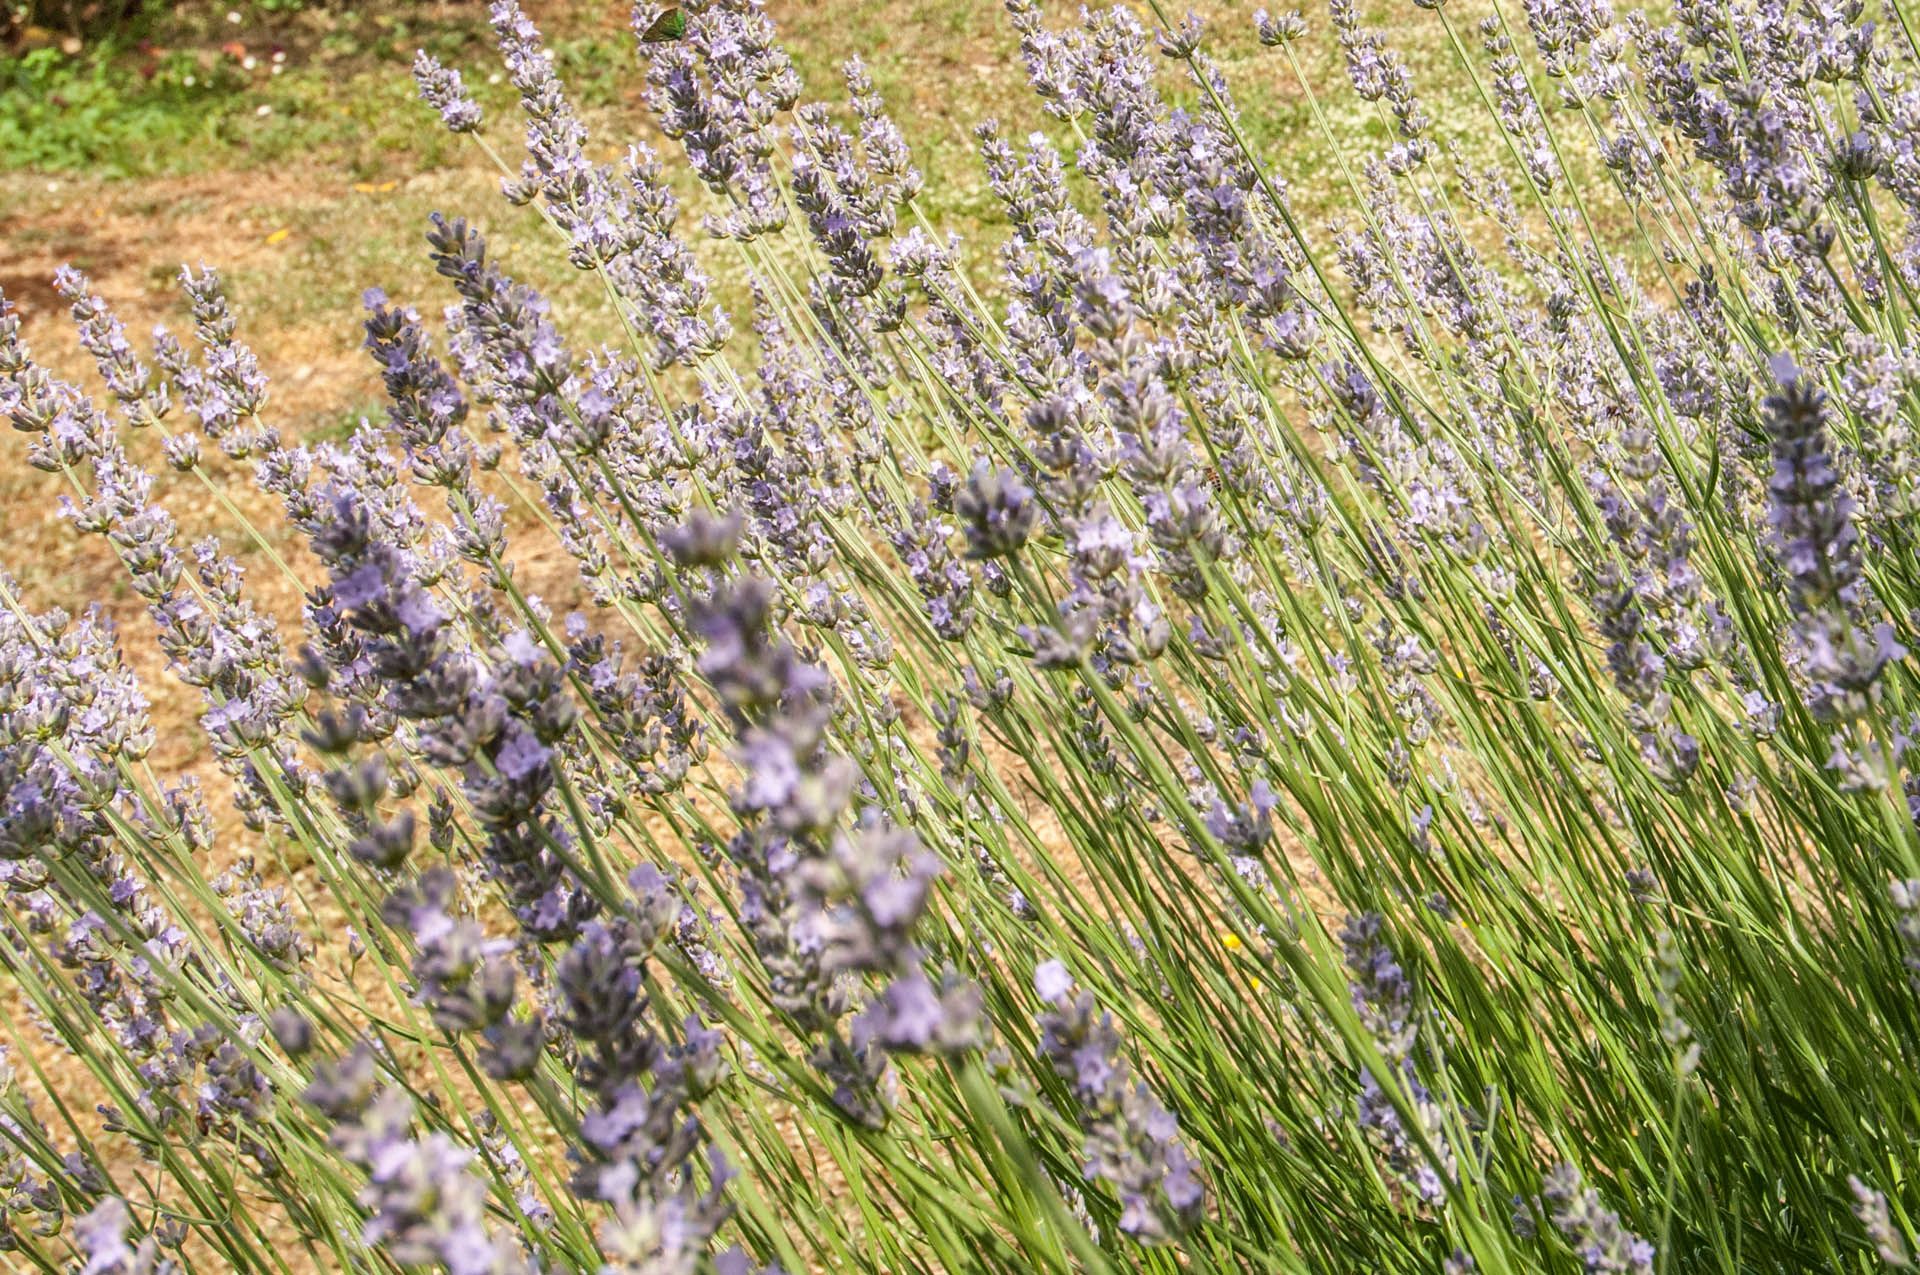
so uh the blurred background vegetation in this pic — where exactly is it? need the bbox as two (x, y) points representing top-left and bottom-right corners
(3, 0), (678, 178)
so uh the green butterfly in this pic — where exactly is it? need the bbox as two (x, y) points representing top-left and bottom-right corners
(639, 7), (686, 42)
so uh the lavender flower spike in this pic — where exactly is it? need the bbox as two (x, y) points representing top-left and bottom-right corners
(1034, 961), (1205, 1243)
(72, 1196), (179, 1275)
(1341, 914), (1455, 1206)
(1848, 1175), (1912, 1267)
(414, 51), (485, 133)
(1764, 356), (1906, 722)
(1540, 1164), (1655, 1274)
(304, 1048), (531, 1274)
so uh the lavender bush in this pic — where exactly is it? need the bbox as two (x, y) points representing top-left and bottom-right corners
(4, 0), (1920, 1269)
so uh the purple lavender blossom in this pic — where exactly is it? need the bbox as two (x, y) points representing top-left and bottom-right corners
(954, 463), (1039, 561)
(1341, 915), (1454, 1206)
(679, 515), (982, 1126)
(1848, 1175), (1912, 1266)
(382, 868), (519, 1033)
(478, 3), (730, 368)
(71, 1197), (178, 1275)
(1, 581), (297, 1184)
(1539, 1164), (1655, 1273)
(304, 1048), (531, 1274)
(51, 269), (166, 423)
(1034, 961), (1204, 1243)
(1764, 357), (1906, 721)
(310, 491), (594, 939)
(639, 0), (800, 242)
(553, 870), (751, 1271)
(414, 51), (485, 133)
(175, 266), (274, 460)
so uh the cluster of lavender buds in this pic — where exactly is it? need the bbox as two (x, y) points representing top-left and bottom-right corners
(0, 1050), (70, 1253)
(1341, 914), (1455, 1207)
(554, 872), (750, 1274)
(382, 869), (518, 1033)
(175, 266), (276, 460)
(3, 277), (306, 831)
(312, 491), (595, 940)
(0, 581), (295, 1179)
(1538, 1165), (1656, 1274)
(70, 1197), (181, 1275)
(640, 0), (802, 242)
(482, 2), (730, 369)
(304, 1047), (531, 1274)
(678, 512), (982, 1127)
(1848, 1176), (1911, 1267)
(1033, 961), (1203, 1243)
(1763, 357), (1905, 724)
(414, 51), (485, 134)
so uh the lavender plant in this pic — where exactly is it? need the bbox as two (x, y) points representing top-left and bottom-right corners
(5, 0), (1920, 1269)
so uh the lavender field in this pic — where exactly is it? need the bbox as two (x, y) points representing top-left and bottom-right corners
(3, 0), (1919, 1270)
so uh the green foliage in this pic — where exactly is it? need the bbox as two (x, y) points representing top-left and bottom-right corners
(0, 22), (638, 179)
(0, 43), (244, 174)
